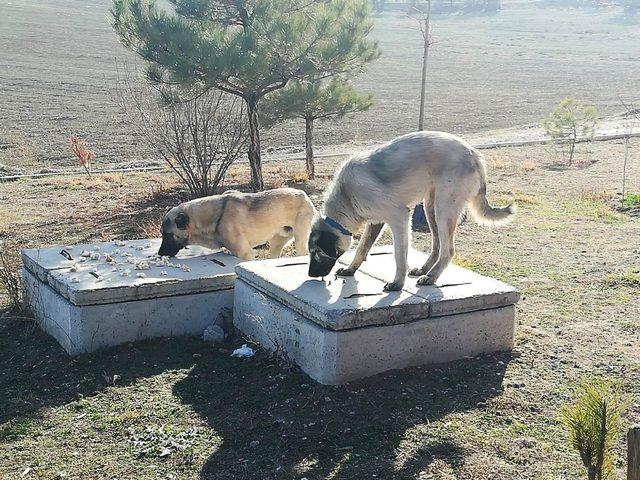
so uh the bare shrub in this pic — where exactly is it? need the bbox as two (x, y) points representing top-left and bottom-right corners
(116, 70), (248, 199)
(68, 135), (95, 178)
(0, 240), (24, 314)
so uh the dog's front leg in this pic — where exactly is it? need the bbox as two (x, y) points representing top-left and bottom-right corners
(336, 223), (384, 276)
(384, 211), (410, 292)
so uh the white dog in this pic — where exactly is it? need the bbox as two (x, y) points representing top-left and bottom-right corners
(308, 131), (515, 290)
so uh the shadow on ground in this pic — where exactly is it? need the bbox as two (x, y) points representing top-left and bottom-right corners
(0, 312), (201, 426)
(1, 309), (512, 480)
(173, 347), (512, 480)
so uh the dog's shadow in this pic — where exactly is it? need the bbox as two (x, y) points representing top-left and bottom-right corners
(174, 269), (509, 479)
(173, 348), (512, 480)
(1, 308), (513, 479)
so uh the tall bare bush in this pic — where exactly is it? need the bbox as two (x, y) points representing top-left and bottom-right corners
(116, 75), (248, 199)
(0, 241), (24, 313)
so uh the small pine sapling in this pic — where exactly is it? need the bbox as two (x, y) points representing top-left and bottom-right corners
(561, 378), (627, 480)
(543, 98), (598, 165)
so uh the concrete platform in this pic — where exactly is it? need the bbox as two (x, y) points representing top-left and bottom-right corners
(234, 246), (520, 385)
(22, 239), (241, 355)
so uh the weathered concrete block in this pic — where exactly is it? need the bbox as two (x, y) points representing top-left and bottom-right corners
(234, 246), (519, 384)
(22, 239), (240, 355)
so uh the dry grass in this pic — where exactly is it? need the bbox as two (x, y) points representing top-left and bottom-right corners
(0, 139), (639, 479)
(519, 159), (537, 173)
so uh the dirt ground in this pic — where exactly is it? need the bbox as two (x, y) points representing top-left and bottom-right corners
(1, 139), (639, 479)
(1, 0), (639, 172)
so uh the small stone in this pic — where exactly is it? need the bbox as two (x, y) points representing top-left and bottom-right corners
(136, 273), (147, 279)
(181, 264), (191, 272)
(71, 276), (80, 283)
(80, 250), (91, 258)
(121, 269), (131, 277)
(160, 270), (168, 276)
(69, 263), (80, 273)
(90, 252), (100, 261)
(203, 325), (225, 343)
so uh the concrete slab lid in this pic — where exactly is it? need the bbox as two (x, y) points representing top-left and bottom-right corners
(22, 239), (215, 281)
(23, 239), (241, 306)
(341, 246), (521, 316)
(236, 245), (520, 331)
(236, 258), (430, 331)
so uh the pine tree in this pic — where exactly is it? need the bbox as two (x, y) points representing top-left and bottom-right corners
(111, 0), (379, 191)
(263, 79), (372, 179)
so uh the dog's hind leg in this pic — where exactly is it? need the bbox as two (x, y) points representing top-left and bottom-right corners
(228, 238), (256, 261)
(293, 215), (312, 256)
(417, 190), (466, 285)
(336, 222), (385, 276)
(383, 209), (411, 291)
(409, 191), (439, 277)
(268, 232), (293, 258)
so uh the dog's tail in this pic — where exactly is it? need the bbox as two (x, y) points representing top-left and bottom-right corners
(467, 157), (516, 226)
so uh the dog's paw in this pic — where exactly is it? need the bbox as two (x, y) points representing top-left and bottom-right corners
(416, 274), (436, 286)
(383, 280), (404, 292)
(408, 267), (424, 277)
(336, 267), (356, 277)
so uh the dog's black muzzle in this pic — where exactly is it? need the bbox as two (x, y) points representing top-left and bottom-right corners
(158, 235), (183, 257)
(308, 255), (337, 278)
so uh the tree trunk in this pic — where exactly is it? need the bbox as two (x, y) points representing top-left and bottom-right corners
(418, 2), (431, 131)
(568, 138), (575, 165)
(305, 117), (315, 180)
(245, 95), (264, 191)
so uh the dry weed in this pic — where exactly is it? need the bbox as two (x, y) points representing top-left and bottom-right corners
(0, 240), (24, 313)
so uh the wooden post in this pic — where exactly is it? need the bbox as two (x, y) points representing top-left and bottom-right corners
(629, 426), (640, 480)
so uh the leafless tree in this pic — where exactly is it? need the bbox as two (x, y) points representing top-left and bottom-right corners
(618, 97), (639, 206)
(409, 1), (434, 131)
(115, 69), (248, 199)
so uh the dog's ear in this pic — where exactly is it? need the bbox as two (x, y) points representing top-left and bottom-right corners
(175, 212), (189, 230)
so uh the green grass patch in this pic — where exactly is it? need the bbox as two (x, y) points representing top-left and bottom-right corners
(602, 268), (640, 288)
(623, 193), (640, 209)
(0, 418), (36, 441)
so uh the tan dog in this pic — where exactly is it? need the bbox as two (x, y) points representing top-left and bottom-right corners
(159, 188), (316, 260)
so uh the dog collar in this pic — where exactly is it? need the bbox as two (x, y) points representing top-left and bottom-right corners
(323, 216), (352, 236)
